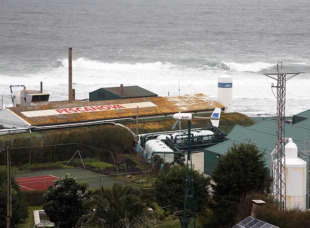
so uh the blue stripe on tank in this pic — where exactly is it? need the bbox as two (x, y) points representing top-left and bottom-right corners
(218, 82), (232, 88)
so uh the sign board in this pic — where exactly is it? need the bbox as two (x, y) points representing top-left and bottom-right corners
(21, 102), (157, 118)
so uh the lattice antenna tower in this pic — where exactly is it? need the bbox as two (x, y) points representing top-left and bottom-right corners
(264, 62), (302, 210)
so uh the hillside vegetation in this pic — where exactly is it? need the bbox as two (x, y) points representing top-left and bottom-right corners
(0, 125), (134, 167)
(0, 112), (254, 167)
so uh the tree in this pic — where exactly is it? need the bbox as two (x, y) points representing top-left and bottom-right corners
(211, 143), (270, 227)
(154, 166), (210, 226)
(79, 183), (152, 227)
(0, 166), (28, 228)
(43, 174), (91, 228)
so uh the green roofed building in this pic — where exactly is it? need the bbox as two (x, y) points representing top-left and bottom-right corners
(204, 110), (310, 176)
(294, 119), (310, 130)
(293, 109), (310, 124)
(89, 85), (158, 101)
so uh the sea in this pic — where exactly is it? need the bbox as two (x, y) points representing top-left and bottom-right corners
(0, 0), (309, 116)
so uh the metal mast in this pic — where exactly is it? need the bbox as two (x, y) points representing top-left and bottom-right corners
(183, 120), (196, 228)
(264, 62), (302, 210)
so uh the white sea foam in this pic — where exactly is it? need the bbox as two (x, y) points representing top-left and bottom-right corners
(0, 59), (309, 116)
(222, 61), (274, 72)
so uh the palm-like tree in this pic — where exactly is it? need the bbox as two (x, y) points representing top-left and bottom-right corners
(79, 183), (153, 228)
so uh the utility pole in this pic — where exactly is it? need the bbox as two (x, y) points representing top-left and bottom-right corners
(264, 62), (302, 210)
(136, 106), (139, 136)
(182, 121), (196, 228)
(1, 95), (3, 110)
(172, 111), (220, 226)
(68, 47), (73, 102)
(7, 146), (12, 228)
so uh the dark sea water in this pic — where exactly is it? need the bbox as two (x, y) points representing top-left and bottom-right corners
(0, 0), (309, 115)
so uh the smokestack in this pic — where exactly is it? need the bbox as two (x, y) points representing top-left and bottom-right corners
(120, 84), (124, 97)
(40, 82), (43, 93)
(68, 47), (73, 102)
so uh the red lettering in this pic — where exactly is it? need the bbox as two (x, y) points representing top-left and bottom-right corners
(68, 108), (78, 113)
(100, 105), (110, 110)
(90, 106), (100, 111)
(56, 109), (64, 114)
(84, 107), (93, 112)
(55, 103), (134, 115)
(109, 104), (125, 110)
(116, 104), (126, 109)
(62, 109), (70, 113)
(108, 105), (117, 109)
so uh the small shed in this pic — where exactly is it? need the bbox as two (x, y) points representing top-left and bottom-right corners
(89, 85), (158, 101)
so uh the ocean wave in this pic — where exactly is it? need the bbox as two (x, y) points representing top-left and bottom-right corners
(57, 58), (179, 71)
(221, 61), (275, 72)
(1, 58), (309, 116)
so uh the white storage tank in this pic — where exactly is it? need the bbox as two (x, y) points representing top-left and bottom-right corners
(144, 140), (174, 164)
(191, 131), (200, 142)
(157, 134), (170, 141)
(172, 132), (199, 144)
(145, 139), (157, 158)
(197, 130), (214, 140)
(172, 133), (186, 144)
(218, 75), (233, 112)
(285, 138), (307, 211)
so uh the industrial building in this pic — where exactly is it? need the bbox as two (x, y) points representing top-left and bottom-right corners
(89, 85), (158, 101)
(204, 109), (310, 210)
(0, 93), (223, 129)
(204, 110), (310, 175)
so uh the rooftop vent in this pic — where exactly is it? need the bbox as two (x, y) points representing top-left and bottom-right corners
(14, 89), (49, 107)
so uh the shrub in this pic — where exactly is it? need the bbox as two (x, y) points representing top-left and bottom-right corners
(255, 204), (310, 228)
(43, 174), (91, 228)
(155, 166), (210, 226)
(211, 143), (270, 227)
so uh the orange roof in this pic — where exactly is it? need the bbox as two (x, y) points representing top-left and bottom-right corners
(9, 94), (223, 126)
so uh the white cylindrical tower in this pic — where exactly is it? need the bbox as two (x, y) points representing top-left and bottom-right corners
(285, 138), (307, 211)
(218, 75), (233, 112)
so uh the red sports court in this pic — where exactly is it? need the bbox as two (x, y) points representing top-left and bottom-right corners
(15, 175), (59, 191)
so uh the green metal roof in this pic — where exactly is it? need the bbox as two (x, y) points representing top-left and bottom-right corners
(294, 119), (310, 130)
(248, 119), (310, 144)
(294, 109), (310, 119)
(206, 118), (310, 166)
(93, 86), (158, 98)
(206, 125), (276, 165)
